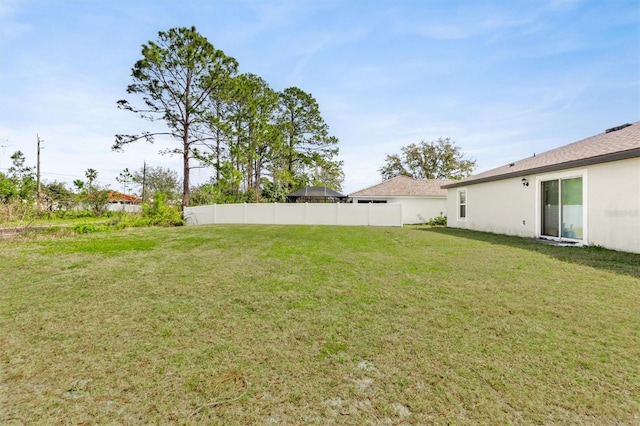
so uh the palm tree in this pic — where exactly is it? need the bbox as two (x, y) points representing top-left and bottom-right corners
(72, 179), (85, 194)
(85, 168), (98, 194)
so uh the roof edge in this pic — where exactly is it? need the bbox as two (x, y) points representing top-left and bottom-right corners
(442, 148), (640, 189)
(349, 194), (447, 199)
(348, 175), (405, 196)
(349, 176), (455, 196)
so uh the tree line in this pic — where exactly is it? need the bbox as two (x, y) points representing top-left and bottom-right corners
(0, 149), (183, 221)
(0, 151), (105, 219)
(379, 138), (476, 181)
(2, 25), (477, 220)
(114, 26), (343, 209)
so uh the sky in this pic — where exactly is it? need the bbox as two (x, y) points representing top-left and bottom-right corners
(1, 0), (638, 194)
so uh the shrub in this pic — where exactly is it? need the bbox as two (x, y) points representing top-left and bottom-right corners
(142, 193), (184, 226)
(427, 215), (447, 226)
(261, 180), (288, 203)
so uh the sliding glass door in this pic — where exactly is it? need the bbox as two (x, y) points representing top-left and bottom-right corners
(541, 177), (583, 240)
(542, 180), (560, 237)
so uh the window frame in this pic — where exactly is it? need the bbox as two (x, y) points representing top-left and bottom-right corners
(457, 189), (467, 221)
(537, 170), (587, 243)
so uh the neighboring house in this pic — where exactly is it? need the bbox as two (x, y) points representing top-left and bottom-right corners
(443, 122), (640, 254)
(107, 191), (142, 213)
(349, 175), (455, 224)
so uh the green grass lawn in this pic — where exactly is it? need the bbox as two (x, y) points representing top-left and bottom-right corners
(1, 225), (639, 425)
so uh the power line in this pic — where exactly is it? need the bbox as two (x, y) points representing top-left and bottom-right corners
(37, 170), (121, 183)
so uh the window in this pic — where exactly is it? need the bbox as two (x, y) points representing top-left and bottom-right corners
(458, 189), (467, 220)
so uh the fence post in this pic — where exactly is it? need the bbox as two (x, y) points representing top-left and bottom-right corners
(274, 202), (278, 225)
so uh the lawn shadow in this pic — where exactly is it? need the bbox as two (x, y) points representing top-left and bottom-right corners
(418, 227), (640, 280)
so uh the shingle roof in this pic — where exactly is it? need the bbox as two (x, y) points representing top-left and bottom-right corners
(349, 176), (455, 197)
(443, 122), (640, 188)
(108, 191), (141, 203)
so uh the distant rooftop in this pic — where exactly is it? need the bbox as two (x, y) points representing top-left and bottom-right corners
(286, 186), (346, 203)
(108, 191), (141, 203)
(350, 175), (455, 197)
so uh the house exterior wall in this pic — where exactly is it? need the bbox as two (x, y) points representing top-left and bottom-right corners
(447, 157), (640, 253)
(107, 203), (142, 213)
(446, 178), (535, 237)
(349, 196), (447, 224)
(585, 158), (639, 253)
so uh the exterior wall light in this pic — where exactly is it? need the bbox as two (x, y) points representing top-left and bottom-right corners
(521, 178), (529, 187)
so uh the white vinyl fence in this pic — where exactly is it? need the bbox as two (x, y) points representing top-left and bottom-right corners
(184, 203), (403, 227)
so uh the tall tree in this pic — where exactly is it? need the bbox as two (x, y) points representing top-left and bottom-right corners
(228, 73), (281, 194)
(8, 151), (36, 201)
(309, 155), (345, 191)
(116, 168), (134, 194)
(131, 166), (181, 201)
(114, 26), (238, 209)
(379, 138), (476, 180)
(42, 181), (74, 212)
(275, 87), (342, 189)
(201, 72), (235, 186)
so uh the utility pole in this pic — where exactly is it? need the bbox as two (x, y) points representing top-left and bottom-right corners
(36, 134), (43, 209)
(142, 161), (147, 203)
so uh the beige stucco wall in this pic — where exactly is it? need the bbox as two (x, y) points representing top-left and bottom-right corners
(350, 196), (447, 224)
(447, 157), (640, 253)
(585, 158), (640, 253)
(446, 178), (536, 237)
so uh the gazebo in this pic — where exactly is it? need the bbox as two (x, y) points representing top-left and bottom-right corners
(286, 186), (347, 203)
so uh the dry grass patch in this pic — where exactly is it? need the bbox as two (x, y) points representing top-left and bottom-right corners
(1, 225), (639, 424)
